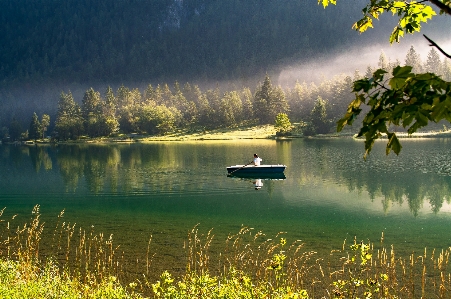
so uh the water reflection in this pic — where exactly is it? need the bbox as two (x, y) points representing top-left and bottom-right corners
(291, 138), (451, 216)
(227, 173), (286, 190)
(2, 140), (451, 216)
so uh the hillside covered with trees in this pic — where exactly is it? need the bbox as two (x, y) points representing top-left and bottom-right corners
(0, 0), (380, 85)
(3, 44), (450, 142)
(1, 0), (450, 138)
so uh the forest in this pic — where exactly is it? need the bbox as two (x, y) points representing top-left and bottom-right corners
(1, 0), (450, 141)
(0, 0), (414, 128)
(0, 0), (382, 86)
(1, 45), (449, 142)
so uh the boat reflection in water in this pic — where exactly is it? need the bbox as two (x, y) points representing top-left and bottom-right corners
(227, 172), (286, 190)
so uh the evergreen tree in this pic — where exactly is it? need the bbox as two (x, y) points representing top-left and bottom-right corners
(162, 83), (175, 107)
(378, 50), (390, 71)
(102, 86), (119, 136)
(286, 81), (308, 122)
(404, 45), (423, 73)
(253, 74), (273, 124)
(40, 114), (50, 139)
(116, 86), (139, 133)
(310, 96), (331, 134)
(55, 91), (84, 140)
(364, 66), (374, 79)
(272, 85), (289, 117)
(353, 70), (362, 81)
(82, 88), (102, 137)
(218, 91), (243, 127)
(180, 82), (199, 128)
(144, 84), (156, 104)
(424, 48), (442, 75)
(29, 112), (41, 140)
(253, 74), (288, 124)
(195, 86), (214, 129)
(241, 87), (254, 122)
(205, 88), (221, 127)
(173, 81), (188, 109)
(442, 58), (451, 81)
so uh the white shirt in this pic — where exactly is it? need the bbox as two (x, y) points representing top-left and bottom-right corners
(253, 157), (262, 166)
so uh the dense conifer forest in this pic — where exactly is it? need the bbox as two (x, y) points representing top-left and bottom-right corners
(0, 0), (371, 85)
(0, 0), (449, 138)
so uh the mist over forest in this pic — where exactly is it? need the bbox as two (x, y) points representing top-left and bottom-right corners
(1, 0), (451, 130)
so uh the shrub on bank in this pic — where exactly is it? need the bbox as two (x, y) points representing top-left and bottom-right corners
(0, 259), (141, 299)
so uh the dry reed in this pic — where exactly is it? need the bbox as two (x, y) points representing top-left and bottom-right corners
(0, 206), (451, 298)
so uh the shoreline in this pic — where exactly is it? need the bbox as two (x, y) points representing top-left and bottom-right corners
(3, 126), (451, 145)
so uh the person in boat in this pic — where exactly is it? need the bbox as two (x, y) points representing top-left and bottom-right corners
(253, 154), (262, 166)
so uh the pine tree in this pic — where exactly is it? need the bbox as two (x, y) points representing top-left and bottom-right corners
(29, 112), (41, 140)
(82, 88), (102, 137)
(241, 87), (254, 122)
(378, 50), (390, 71)
(404, 45), (423, 73)
(364, 66), (374, 79)
(442, 58), (451, 81)
(55, 91), (83, 140)
(40, 114), (50, 139)
(310, 96), (331, 134)
(102, 86), (119, 136)
(424, 48), (442, 75)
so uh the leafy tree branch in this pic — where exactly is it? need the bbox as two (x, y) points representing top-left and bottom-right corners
(322, 0), (451, 157)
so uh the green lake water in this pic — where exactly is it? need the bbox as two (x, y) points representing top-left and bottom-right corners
(1, 138), (451, 279)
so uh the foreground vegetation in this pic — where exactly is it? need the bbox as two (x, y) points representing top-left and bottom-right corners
(1, 205), (451, 298)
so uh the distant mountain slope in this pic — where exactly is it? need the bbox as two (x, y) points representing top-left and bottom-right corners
(0, 0), (392, 85)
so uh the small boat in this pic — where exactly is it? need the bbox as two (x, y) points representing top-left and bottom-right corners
(227, 164), (286, 174)
(227, 172), (286, 180)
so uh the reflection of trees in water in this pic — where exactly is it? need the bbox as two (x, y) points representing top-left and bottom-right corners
(295, 139), (451, 216)
(57, 145), (122, 193)
(29, 146), (53, 172)
(55, 144), (191, 194)
(344, 168), (451, 216)
(57, 146), (85, 192)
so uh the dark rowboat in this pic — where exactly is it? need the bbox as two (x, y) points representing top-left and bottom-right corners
(227, 172), (286, 180)
(226, 164), (286, 174)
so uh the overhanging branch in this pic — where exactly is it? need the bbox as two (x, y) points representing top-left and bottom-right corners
(424, 34), (451, 59)
(428, 0), (451, 15)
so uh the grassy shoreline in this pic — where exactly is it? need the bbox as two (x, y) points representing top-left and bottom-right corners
(12, 125), (451, 145)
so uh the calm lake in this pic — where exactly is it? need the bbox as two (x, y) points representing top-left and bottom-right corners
(1, 138), (451, 278)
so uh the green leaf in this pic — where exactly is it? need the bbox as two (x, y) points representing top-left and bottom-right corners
(392, 65), (413, 77)
(386, 133), (402, 155)
(353, 17), (374, 32)
(353, 80), (372, 92)
(431, 96), (451, 122)
(390, 27), (404, 43)
(402, 111), (415, 127)
(373, 69), (388, 81)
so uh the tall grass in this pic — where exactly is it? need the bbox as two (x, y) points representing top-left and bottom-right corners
(0, 206), (451, 298)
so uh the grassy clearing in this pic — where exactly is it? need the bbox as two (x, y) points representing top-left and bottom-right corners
(137, 125), (279, 142)
(2, 206), (451, 298)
